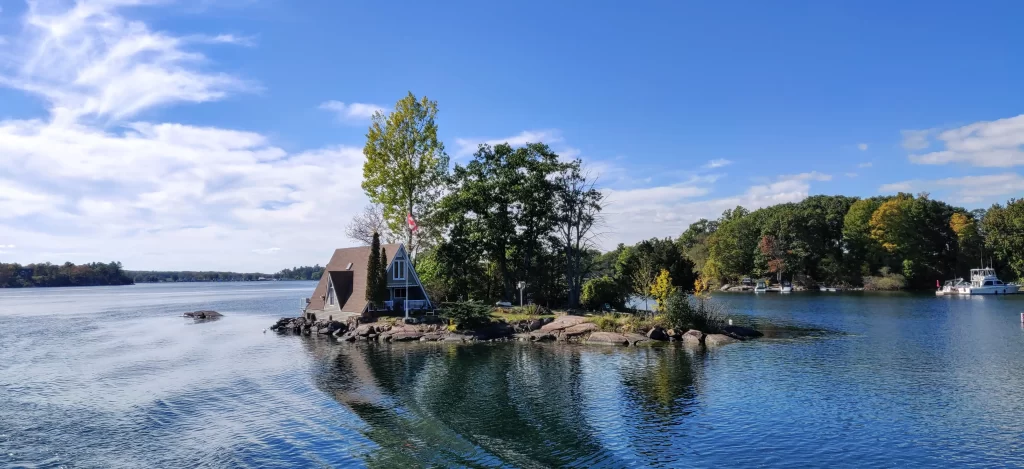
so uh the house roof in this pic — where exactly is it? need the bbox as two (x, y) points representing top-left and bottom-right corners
(307, 243), (402, 313)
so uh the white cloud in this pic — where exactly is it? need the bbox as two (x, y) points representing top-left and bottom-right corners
(857, 143), (868, 151)
(880, 173), (1024, 204)
(0, 1), (372, 271)
(454, 129), (563, 158)
(0, 0), (252, 124)
(703, 158), (732, 169)
(318, 100), (386, 122)
(902, 129), (932, 150)
(845, 173), (858, 178)
(252, 247), (281, 254)
(906, 114), (1024, 167)
(858, 162), (873, 168)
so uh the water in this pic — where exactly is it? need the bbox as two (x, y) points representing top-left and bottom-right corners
(2, 284), (1024, 468)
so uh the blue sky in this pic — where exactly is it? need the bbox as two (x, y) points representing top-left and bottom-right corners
(0, 0), (1022, 271)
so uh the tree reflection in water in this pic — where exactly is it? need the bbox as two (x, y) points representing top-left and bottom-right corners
(303, 339), (706, 468)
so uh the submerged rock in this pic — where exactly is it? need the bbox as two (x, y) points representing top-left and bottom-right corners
(184, 310), (223, 321)
(722, 325), (764, 341)
(704, 333), (738, 346)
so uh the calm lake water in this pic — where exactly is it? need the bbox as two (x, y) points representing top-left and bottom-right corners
(2, 283), (1024, 468)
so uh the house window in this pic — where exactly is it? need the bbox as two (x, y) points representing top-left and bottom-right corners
(393, 259), (405, 280)
(393, 288), (407, 298)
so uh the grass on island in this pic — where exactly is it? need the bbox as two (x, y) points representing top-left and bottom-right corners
(490, 304), (557, 323)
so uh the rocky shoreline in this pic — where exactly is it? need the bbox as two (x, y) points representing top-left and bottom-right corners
(268, 314), (763, 348)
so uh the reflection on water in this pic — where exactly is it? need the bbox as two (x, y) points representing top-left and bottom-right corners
(3, 284), (1024, 467)
(307, 341), (707, 468)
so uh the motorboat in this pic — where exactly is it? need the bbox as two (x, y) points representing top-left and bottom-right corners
(957, 268), (1020, 295)
(754, 280), (768, 293)
(935, 278), (966, 296)
(780, 281), (793, 293)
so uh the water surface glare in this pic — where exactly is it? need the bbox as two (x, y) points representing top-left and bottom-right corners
(2, 283), (1024, 467)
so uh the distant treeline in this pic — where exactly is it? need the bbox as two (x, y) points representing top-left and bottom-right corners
(589, 194), (1024, 295)
(0, 262), (134, 288)
(129, 265), (324, 283)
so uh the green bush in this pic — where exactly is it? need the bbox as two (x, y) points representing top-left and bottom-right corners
(439, 301), (493, 329)
(589, 314), (621, 331)
(582, 276), (625, 310)
(863, 266), (906, 291)
(664, 292), (724, 333)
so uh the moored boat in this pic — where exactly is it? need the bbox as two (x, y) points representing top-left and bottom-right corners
(958, 268), (1020, 295)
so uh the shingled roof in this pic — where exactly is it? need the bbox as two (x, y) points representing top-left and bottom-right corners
(307, 243), (402, 314)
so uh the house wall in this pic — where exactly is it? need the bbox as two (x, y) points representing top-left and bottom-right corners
(385, 250), (413, 287)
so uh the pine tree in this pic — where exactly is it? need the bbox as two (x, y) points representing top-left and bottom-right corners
(377, 246), (390, 304)
(366, 232), (381, 304)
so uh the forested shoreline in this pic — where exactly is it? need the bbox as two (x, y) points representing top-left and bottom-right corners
(0, 263), (325, 288)
(0, 262), (133, 288)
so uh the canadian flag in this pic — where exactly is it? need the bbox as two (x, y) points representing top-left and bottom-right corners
(407, 213), (419, 232)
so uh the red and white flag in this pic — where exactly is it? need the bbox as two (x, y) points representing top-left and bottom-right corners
(406, 213), (418, 232)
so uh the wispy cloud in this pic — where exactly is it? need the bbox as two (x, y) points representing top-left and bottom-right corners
(879, 173), (1024, 204)
(703, 158), (732, 169)
(902, 129), (932, 150)
(454, 129), (564, 158)
(318, 100), (386, 122)
(0, 1), (253, 124)
(252, 247), (281, 255)
(858, 162), (873, 168)
(857, 143), (869, 151)
(845, 172), (858, 178)
(905, 114), (1024, 167)
(0, 1), (373, 271)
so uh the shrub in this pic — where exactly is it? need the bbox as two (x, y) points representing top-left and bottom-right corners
(581, 276), (625, 310)
(588, 314), (621, 331)
(439, 301), (493, 329)
(664, 291), (724, 333)
(863, 266), (906, 291)
(649, 269), (674, 312)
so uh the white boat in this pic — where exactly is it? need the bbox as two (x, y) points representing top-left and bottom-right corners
(935, 278), (965, 296)
(956, 268), (1020, 295)
(780, 281), (793, 293)
(754, 280), (768, 293)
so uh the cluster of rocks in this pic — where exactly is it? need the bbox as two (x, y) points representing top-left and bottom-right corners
(267, 314), (763, 348)
(183, 310), (223, 321)
(513, 315), (763, 347)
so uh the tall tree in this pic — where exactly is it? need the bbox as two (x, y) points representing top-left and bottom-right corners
(378, 246), (390, 304)
(362, 92), (449, 256)
(346, 204), (396, 245)
(366, 232), (381, 304)
(553, 161), (604, 308)
(982, 198), (1024, 280)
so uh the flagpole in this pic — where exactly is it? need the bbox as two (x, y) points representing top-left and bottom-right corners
(404, 217), (410, 321)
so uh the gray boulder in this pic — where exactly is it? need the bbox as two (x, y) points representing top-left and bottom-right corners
(562, 322), (599, 338)
(586, 332), (630, 346)
(682, 329), (705, 346)
(184, 310), (222, 321)
(704, 333), (738, 346)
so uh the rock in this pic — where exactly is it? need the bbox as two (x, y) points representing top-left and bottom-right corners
(722, 325), (763, 341)
(646, 326), (669, 341)
(704, 333), (738, 346)
(184, 310), (223, 320)
(389, 331), (424, 341)
(562, 322), (599, 338)
(419, 333), (444, 342)
(353, 324), (375, 337)
(444, 334), (470, 342)
(682, 329), (705, 346)
(527, 319), (544, 331)
(539, 315), (588, 332)
(317, 327), (331, 335)
(529, 333), (557, 342)
(472, 323), (514, 341)
(586, 332), (630, 346)
(622, 333), (651, 346)
(514, 333), (534, 341)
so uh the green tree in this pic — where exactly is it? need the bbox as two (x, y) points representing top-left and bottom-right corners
(366, 232), (381, 304)
(378, 246), (389, 304)
(581, 276), (624, 310)
(983, 198), (1024, 280)
(362, 92), (449, 255)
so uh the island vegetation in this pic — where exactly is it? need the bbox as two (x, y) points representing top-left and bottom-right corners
(351, 93), (1024, 309)
(128, 265), (325, 283)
